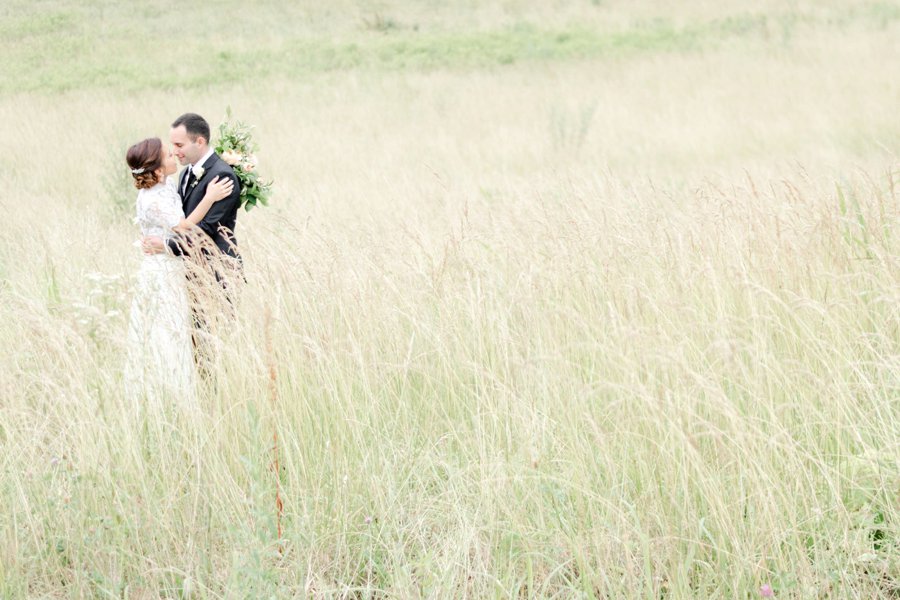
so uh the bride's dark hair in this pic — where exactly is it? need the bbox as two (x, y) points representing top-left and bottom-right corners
(126, 137), (163, 190)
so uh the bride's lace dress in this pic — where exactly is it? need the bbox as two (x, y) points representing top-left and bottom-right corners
(124, 179), (195, 405)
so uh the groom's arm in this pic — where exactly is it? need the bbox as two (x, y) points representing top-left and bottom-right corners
(165, 233), (188, 256)
(140, 235), (186, 256)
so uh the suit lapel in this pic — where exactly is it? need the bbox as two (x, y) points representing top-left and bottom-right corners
(200, 153), (218, 172)
(183, 153), (219, 212)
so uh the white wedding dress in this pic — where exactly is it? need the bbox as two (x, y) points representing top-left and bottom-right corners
(124, 178), (196, 406)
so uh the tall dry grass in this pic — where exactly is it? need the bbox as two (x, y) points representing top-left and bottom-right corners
(1, 1), (899, 597)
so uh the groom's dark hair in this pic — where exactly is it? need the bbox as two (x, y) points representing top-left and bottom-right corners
(172, 113), (211, 144)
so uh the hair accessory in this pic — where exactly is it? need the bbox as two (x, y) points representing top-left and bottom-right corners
(131, 167), (145, 174)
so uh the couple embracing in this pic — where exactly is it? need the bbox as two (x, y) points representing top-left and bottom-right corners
(123, 112), (242, 405)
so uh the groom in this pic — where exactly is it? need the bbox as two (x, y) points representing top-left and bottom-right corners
(145, 113), (241, 268)
(168, 112), (241, 261)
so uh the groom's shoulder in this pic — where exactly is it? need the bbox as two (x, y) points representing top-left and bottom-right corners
(210, 153), (237, 176)
(210, 154), (241, 196)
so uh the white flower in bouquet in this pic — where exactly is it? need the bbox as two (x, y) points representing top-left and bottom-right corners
(221, 149), (242, 166)
(242, 154), (258, 172)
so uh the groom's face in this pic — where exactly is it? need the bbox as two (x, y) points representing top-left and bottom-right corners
(170, 125), (206, 166)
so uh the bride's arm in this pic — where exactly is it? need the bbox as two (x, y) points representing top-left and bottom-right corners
(174, 176), (234, 232)
(140, 177), (232, 255)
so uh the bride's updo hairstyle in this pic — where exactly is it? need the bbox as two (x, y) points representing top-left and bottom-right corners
(126, 137), (163, 190)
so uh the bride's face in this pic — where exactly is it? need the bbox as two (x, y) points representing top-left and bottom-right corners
(154, 145), (178, 183)
(161, 146), (177, 176)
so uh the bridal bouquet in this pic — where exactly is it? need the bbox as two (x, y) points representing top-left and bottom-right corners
(215, 108), (273, 211)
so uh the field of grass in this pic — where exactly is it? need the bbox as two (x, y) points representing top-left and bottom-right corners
(1, 0), (899, 597)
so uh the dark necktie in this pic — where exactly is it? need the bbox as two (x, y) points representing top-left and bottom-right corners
(183, 169), (195, 195)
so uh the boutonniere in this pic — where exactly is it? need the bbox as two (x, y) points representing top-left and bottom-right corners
(190, 165), (205, 188)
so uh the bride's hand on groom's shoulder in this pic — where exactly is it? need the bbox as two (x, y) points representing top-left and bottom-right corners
(204, 176), (234, 203)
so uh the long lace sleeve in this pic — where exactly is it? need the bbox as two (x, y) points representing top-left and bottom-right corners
(136, 184), (185, 238)
(145, 200), (181, 230)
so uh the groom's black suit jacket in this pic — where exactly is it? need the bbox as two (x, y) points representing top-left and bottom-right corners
(168, 152), (242, 260)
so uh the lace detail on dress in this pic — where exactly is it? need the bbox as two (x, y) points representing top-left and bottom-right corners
(134, 179), (184, 240)
(125, 178), (196, 408)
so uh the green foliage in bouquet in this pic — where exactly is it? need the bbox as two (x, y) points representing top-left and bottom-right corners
(215, 108), (272, 211)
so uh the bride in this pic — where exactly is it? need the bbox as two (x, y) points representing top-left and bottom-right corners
(123, 137), (232, 406)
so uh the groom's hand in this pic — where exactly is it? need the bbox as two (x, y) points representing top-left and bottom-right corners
(142, 236), (165, 255)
